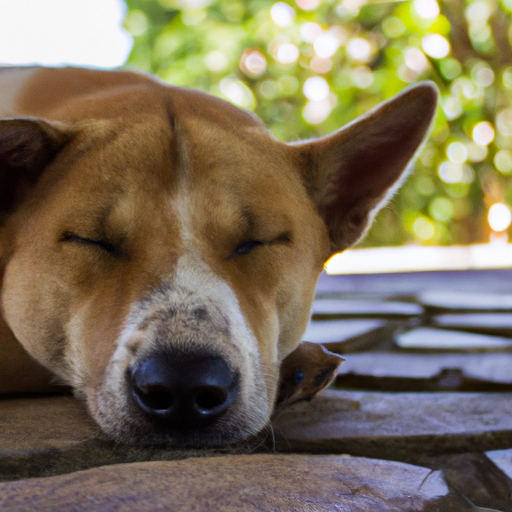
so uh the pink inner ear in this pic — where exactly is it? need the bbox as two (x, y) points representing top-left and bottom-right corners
(323, 127), (424, 226)
(306, 82), (438, 253)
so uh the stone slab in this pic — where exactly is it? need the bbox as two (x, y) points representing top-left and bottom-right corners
(303, 319), (395, 352)
(0, 454), (463, 512)
(272, 390), (512, 459)
(316, 269), (512, 295)
(419, 290), (512, 313)
(337, 352), (512, 391)
(0, 395), (96, 453)
(0, 392), (313, 481)
(433, 313), (512, 336)
(414, 452), (512, 511)
(5, 390), (512, 477)
(0, 396), (217, 481)
(395, 327), (512, 351)
(486, 448), (512, 481)
(311, 298), (423, 319)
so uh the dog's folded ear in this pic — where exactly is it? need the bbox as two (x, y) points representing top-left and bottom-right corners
(0, 118), (71, 214)
(274, 341), (344, 415)
(294, 82), (438, 254)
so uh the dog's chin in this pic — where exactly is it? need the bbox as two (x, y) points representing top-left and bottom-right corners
(98, 414), (268, 448)
(85, 385), (272, 448)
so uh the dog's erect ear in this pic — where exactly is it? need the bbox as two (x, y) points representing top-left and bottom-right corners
(295, 82), (438, 254)
(0, 118), (71, 214)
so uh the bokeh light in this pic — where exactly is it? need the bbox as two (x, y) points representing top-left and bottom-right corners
(497, 110), (512, 136)
(314, 32), (340, 59)
(302, 97), (335, 124)
(219, 78), (255, 109)
(296, 0), (320, 10)
(495, 150), (512, 175)
(438, 162), (474, 184)
(303, 76), (329, 102)
(413, 217), (436, 241)
(346, 38), (375, 63)
(422, 34), (450, 59)
(270, 2), (295, 27)
(447, 142), (468, 164)
(472, 121), (495, 146)
(240, 49), (267, 77)
(488, 203), (512, 232)
(414, 0), (440, 19)
(300, 22), (322, 43)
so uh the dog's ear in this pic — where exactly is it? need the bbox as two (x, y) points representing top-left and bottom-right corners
(274, 341), (344, 414)
(0, 118), (71, 214)
(295, 82), (438, 254)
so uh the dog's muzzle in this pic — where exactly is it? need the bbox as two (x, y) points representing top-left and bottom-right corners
(130, 351), (240, 431)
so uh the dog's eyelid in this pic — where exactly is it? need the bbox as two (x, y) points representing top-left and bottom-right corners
(228, 232), (292, 259)
(275, 232), (292, 245)
(228, 239), (264, 258)
(60, 232), (123, 258)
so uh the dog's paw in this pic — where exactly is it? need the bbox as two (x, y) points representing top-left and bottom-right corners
(274, 341), (344, 414)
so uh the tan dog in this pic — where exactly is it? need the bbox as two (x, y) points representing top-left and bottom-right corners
(0, 67), (437, 446)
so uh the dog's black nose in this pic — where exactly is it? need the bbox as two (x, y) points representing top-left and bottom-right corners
(130, 355), (238, 430)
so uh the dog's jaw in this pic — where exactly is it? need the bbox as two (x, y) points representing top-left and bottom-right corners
(91, 253), (274, 446)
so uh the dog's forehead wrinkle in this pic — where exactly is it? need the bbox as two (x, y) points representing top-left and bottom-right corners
(171, 117), (192, 185)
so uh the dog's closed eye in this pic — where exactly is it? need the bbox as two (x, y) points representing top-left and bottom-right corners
(60, 232), (123, 258)
(229, 240), (264, 258)
(228, 233), (292, 259)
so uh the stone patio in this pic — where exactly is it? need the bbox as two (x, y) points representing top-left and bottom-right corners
(2, 269), (512, 511)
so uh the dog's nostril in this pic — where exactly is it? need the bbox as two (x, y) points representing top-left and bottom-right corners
(194, 387), (227, 411)
(136, 384), (175, 411)
(130, 354), (239, 430)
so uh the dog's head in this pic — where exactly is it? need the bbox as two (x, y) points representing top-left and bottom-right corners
(0, 74), (437, 446)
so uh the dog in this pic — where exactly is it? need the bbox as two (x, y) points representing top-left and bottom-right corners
(0, 66), (437, 447)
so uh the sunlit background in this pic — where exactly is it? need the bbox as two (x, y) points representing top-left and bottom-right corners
(0, 0), (131, 68)
(2, 0), (512, 273)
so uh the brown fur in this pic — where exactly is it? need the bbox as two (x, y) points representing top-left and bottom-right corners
(0, 67), (437, 446)
(275, 342), (344, 413)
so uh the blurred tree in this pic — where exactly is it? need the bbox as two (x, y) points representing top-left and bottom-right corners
(124, 0), (512, 247)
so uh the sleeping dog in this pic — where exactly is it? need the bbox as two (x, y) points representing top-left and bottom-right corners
(0, 67), (437, 446)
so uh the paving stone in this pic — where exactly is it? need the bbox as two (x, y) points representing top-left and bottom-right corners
(336, 352), (512, 391)
(0, 454), (464, 512)
(272, 390), (512, 460)
(412, 452), (512, 511)
(311, 298), (423, 319)
(486, 448), (512, 481)
(433, 313), (512, 336)
(3, 268), (512, 511)
(0, 395), (96, 453)
(303, 319), (396, 352)
(395, 327), (512, 351)
(0, 395), (243, 481)
(419, 290), (512, 313)
(316, 269), (512, 296)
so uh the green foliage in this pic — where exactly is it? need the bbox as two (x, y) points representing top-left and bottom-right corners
(123, 0), (512, 246)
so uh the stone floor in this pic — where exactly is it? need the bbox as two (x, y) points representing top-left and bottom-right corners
(2, 269), (512, 511)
